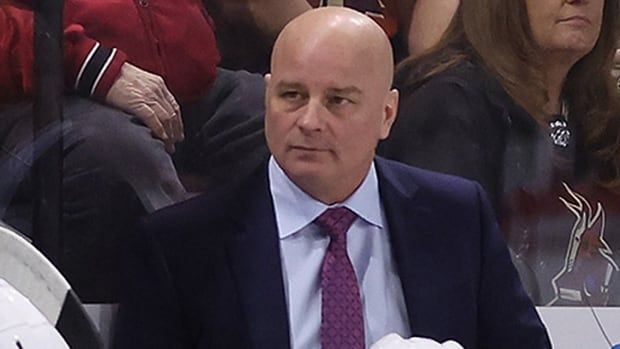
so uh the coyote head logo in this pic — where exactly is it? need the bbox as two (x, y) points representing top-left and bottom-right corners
(548, 183), (619, 306)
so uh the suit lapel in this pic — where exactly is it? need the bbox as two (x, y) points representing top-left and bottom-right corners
(225, 166), (291, 349)
(375, 158), (434, 335)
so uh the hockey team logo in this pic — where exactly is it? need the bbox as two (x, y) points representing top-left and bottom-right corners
(548, 183), (619, 306)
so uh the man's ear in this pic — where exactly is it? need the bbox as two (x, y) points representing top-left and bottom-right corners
(264, 73), (272, 105)
(379, 88), (399, 140)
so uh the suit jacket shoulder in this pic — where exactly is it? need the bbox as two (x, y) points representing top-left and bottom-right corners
(114, 163), (290, 349)
(374, 157), (550, 349)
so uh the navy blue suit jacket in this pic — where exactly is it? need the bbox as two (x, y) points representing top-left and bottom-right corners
(114, 157), (550, 349)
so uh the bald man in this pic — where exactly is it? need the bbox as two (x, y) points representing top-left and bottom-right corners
(113, 8), (550, 349)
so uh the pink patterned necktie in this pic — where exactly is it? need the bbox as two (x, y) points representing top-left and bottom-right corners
(315, 207), (364, 349)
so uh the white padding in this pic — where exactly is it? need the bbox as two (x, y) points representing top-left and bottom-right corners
(537, 306), (620, 348)
(0, 279), (69, 349)
(0, 226), (71, 325)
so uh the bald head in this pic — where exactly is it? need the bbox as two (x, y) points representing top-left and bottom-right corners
(264, 7), (399, 204)
(272, 7), (394, 90)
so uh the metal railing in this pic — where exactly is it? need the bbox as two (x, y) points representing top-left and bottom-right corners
(32, 0), (64, 266)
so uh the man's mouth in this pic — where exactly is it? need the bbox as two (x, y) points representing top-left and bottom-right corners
(290, 145), (328, 152)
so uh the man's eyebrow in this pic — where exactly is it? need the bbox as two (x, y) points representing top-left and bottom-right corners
(327, 86), (362, 95)
(275, 81), (305, 90)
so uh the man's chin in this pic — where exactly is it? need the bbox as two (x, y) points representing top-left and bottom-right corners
(284, 166), (325, 182)
(282, 163), (329, 187)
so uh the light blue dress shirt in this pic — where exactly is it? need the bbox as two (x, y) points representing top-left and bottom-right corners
(268, 157), (411, 349)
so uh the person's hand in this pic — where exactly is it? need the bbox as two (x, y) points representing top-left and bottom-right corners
(105, 62), (183, 153)
(371, 333), (464, 349)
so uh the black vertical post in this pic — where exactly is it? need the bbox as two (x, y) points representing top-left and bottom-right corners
(32, 0), (64, 266)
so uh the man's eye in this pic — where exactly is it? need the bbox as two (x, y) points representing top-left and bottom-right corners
(280, 91), (302, 100)
(328, 96), (350, 106)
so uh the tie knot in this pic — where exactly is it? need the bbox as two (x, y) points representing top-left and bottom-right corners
(314, 207), (357, 239)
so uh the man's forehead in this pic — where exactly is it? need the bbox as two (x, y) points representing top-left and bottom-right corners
(271, 27), (391, 92)
(271, 7), (394, 84)
(271, 48), (372, 86)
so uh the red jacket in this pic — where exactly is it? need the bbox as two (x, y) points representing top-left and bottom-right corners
(0, 0), (220, 104)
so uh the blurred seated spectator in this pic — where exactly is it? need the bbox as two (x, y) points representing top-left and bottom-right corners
(207, 0), (416, 72)
(379, 0), (620, 306)
(203, 0), (311, 73)
(0, 0), (268, 301)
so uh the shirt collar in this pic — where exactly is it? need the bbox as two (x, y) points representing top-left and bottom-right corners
(268, 156), (384, 240)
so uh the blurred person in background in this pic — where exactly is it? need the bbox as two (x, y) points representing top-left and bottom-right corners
(208, 0), (458, 72)
(379, 0), (620, 306)
(0, 0), (268, 301)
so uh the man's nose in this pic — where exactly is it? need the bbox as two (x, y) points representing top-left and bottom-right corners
(296, 99), (325, 132)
